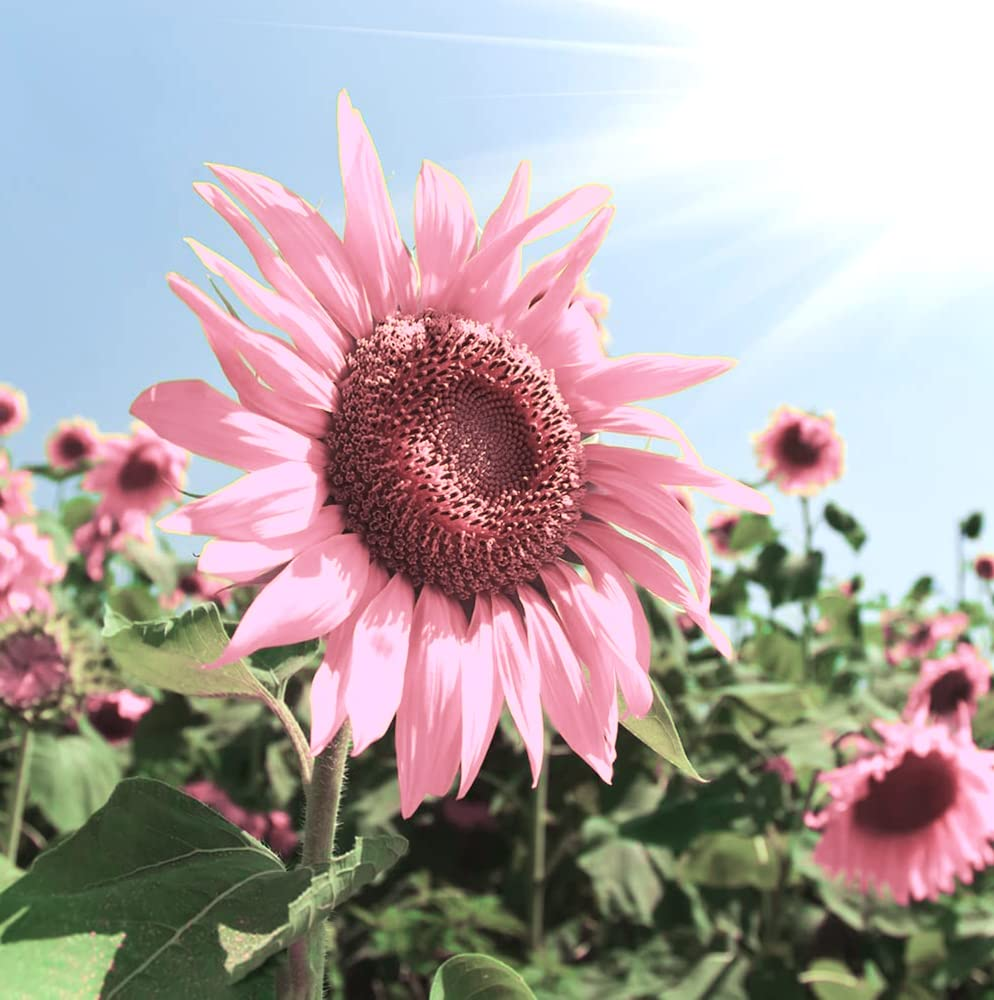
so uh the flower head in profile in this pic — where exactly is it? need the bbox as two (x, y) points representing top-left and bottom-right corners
(905, 643), (990, 731)
(0, 385), (28, 437)
(46, 417), (101, 471)
(72, 508), (151, 582)
(885, 610), (970, 665)
(83, 422), (187, 520)
(85, 689), (154, 745)
(807, 721), (994, 905)
(974, 554), (994, 582)
(0, 452), (35, 519)
(0, 512), (64, 618)
(705, 509), (740, 558)
(0, 616), (73, 719)
(134, 90), (771, 816)
(753, 405), (843, 496)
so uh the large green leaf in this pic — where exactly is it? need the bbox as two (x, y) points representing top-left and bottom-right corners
(0, 778), (407, 998)
(727, 513), (776, 552)
(429, 953), (536, 1000)
(620, 677), (703, 782)
(28, 726), (124, 833)
(103, 605), (268, 700)
(679, 832), (782, 891)
(578, 834), (666, 927)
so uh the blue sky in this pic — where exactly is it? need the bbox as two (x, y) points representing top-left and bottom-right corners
(4, 0), (993, 605)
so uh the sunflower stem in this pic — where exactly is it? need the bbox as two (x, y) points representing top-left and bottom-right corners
(4, 726), (33, 865)
(529, 730), (551, 954)
(800, 496), (814, 678)
(285, 722), (351, 1000)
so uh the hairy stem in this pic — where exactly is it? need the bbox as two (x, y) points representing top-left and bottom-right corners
(261, 690), (313, 787)
(529, 731), (551, 954)
(285, 722), (351, 1000)
(5, 726), (33, 865)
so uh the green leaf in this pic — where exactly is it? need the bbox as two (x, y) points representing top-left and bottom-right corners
(752, 543), (823, 606)
(60, 495), (97, 532)
(960, 511), (984, 540)
(750, 632), (804, 683)
(430, 954), (535, 1000)
(716, 682), (816, 724)
(906, 575), (934, 603)
(823, 502), (867, 552)
(620, 677), (703, 781)
(103, 604), (269, 701)
(0, 779), (407, 998)
(106, 585), (164, 623)
(679, 832), (781, 891)
(121, 537), (179, 592)
(800, 959), (885, 1000)
(727, 513), (776, 552)
(578, 835), (666, 926)
(32, 511), (73, 563)
(28, 727), (124, 833)
(249, 639), (322, 685)
(709, 569), (751, 616)
(0, 857), (22, 892)
(21, 463), (83, 483)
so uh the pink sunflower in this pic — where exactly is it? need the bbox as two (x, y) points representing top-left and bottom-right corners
(46, 417), (101, 471)
(85, 689), (154, 745)
(885, 610), (970, 665)
(83, 422), (187, 519)
(73, 508), (151, 582)
(705, 509), (740, 558)
(133, 90), (771, 816)
(808, 721), (994, 905)
(974, 554), (994, 582)
(753, 404), (844, 496)
(905, 643), (991, 731)
(0, 452), (35, 519)
(0, 512), (64, 618)
(0, 384), (28, 437)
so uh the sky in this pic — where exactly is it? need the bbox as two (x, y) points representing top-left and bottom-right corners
(3, 0), (993, 606)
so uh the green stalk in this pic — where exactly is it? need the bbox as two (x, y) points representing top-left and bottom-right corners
(5, 726), (33, 864)
(285, 722), (351, 1000)
(800, 496), (814, 677)
(529, 731), (551, 954)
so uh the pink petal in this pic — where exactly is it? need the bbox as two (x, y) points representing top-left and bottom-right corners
(337, 91), (418, 320)
(395, 587), (465, 817)
(477, 161), (530, 307)
(131, 379), (322, 471)
(322, 562), (390, 672)
(513, 207), (615, 350)
(167, 273), (334, 438)
(566, 534), (653, 715)
(457, 595), (504, 798)
(585, 443), (773, 515)
(309, 658), (350, 755)
(186, 239), (348, 375)
(345, 572), (416, 755)
(584, 471), (710, 601)
(491, 593), (545, 785)
(586, 405), (701, 461)
(208, 163), (372, 337)
(211, 533), (371, 667)
(518, 585), (614, 782)
(158, 462), (325, 540)
(197, 506), (345, 582)
(540, 561), (651, 718)
(415, 160), (478, 310)
(573, 354), (736, 409)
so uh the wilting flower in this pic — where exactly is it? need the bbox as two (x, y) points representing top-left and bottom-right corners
(184, 780), (299, 859)
(134, 90), (770, 816)
(905, 643), (990, 731)
(808, 721), (994, 905)
(974, 554), (994, 581)
(72, 508), (151, 582)
(885, 610), (970, 665)
(85, 689), (154, 744)
(161, 567), (227, 610)
(0, 385), (28, 437)
(0, 512), (64, 618)
(0, 452), (35, 519)
(46, 417), (101, 471)
(706, 509), (740, 558)
(83, 422), (187, 519)
(0, 618), (72, 715)
(753, 405), (844, 496)
(763, 755), (796, 785)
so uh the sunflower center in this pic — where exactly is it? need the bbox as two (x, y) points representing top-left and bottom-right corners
(777, 423), (822, 468)
(326, 311), (586, 599)
(118, 451), (161, 492)
(59, 434), (86, 461)
(0, 403), (12, 425)
(0, 629), (69, 711)
(853, 750), (956, 835)
(928, 669), (974, 716)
